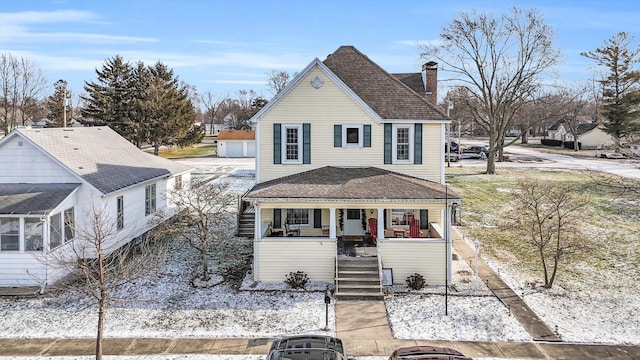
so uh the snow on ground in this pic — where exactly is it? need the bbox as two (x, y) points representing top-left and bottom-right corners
(0, 156), (638, 354)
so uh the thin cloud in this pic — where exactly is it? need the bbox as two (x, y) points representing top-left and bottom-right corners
(0, 9), (155, 45)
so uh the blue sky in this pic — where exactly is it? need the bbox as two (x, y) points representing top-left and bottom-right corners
(1, 0), (639, 105)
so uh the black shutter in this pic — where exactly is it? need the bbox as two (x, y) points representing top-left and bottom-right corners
(303, 123), (311, 164)
(384, 124), (392, 164)
(273, 123), (281, 164)
(420, 209), (428, 229)
(364, 125), (371, 147)
(414, 123), (422, 164)
(314, 209), (322, 228)
(273, 209), (281, 228)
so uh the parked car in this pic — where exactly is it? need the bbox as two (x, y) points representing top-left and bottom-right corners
(265, 335), (348, 360)
(463, 145), (489, 156)
(598, 152), (627, 159)
(445, 153), (460, 162)
(389, 345), (472, 360)
(444, 141), (459, 152)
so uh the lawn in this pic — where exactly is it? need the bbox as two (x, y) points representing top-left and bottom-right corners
(446, 167), (640, 288)
(148, 143), (217, 158)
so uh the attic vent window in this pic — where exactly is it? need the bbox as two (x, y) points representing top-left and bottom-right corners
(18, 141), (23, 147)
(310, 76), (324, 89)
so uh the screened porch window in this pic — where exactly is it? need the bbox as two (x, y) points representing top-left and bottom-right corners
(0, 218), (19, 251)
(390, 209), (415, 226)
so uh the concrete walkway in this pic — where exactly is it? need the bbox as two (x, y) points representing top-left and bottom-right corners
(335, 300), (394, 340)
(452, 227), (562, 342)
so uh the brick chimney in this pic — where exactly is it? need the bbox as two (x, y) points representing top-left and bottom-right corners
(421, 61), (438, 105)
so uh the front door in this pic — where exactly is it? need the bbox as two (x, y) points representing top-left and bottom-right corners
(343, 209), (364, 236)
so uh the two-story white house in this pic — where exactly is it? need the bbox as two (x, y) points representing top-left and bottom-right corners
(0, 126), (192, 289)
(243, 46), (462, 296)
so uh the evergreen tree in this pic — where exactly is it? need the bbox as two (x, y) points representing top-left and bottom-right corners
(582, 32), (640, 149)
(82, 55), (136, 141)
(46, 79), (70, 127)
(143, 61), (198, 155)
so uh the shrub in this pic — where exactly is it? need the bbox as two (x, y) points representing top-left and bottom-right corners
(406, 273), (426, 290)
(285, 271), (309, 289)
(541, 139), (563, 147)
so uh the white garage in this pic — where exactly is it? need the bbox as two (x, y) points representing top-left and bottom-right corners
(216, 130), (256, 158)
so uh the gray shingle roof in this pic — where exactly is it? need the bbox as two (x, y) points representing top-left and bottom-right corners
(323, 46), (447, 120)
(16, 127), (192, 194)
(577, 122), (598, 135)
(244, 166), (461, 202)
(0, 183), (80, 215)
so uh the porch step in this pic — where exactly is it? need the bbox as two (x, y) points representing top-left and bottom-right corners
(334, 292), (384, 301)
(335, 256), (382, 301)
(237, 212), (255, 238)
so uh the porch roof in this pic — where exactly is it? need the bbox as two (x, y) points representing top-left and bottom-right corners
(0, 183), (80, 215)
(244, 166), (462, 202)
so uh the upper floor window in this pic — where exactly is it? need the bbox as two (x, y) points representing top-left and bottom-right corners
(283, 125), (302, 164)
(392, 125), (414, 163)
(145, 184), (157, 216)
(117, 196), (124, 230)
(343, 125), (363, 147)
(174, 175), (183, 190)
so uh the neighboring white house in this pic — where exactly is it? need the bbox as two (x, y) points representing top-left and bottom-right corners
(0, 126), (193, 289)
(547, 119), (568, 141)
(216, 130), (256, 158)
(565, 123), (614, 150)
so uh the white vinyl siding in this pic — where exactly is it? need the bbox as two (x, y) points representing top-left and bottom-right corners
(0, 136), (78, 184)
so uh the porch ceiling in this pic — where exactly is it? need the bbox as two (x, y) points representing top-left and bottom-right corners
(244, 166), (462, 202)
(0, 183), (80, 215)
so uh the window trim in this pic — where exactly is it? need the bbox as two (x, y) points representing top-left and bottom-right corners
(63, 207), (75, 242)
(145, 184), (157, 216)
(286, 208), (311, 227)
(392, 125), (414, 164)
(342, 124), (363, 147)
(117, 196), (124, 231)
(281, 124), (303, 164)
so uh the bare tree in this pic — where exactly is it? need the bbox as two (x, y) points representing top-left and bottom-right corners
(0, 53), (48, 134)
(509, 178), (589, 288)
(48, 205), (167, 360)
(156, 179), (237, 286)
(419, 7), (561, 174)
(266, 69), (292, 96)
(201, 91), (226, 134)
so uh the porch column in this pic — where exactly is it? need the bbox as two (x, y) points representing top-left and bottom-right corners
(329, 207), (337, 239)
(377, 207), (384, 240)
(254, 204), (261, 239)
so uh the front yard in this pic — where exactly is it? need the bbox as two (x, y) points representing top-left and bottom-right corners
(0, 167), (638, 345)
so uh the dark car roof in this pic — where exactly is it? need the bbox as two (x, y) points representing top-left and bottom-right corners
(389, 345), (472, 360)
(267, 335), (346, 360)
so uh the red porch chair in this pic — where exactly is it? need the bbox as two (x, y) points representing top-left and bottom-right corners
(367, 218), (378, 245)
(408, 218), (421, 238)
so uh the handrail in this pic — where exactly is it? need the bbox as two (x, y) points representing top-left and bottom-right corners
(376, 241), (383, 290)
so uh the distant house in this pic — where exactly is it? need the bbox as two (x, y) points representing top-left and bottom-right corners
(547, 119), (568, 141)
(0, 127), (193, 289)
(216, 130), (256, 158)
(565, 123), (614, 150)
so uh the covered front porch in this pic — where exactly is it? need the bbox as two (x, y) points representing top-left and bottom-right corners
(243, 166), (462, 285)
